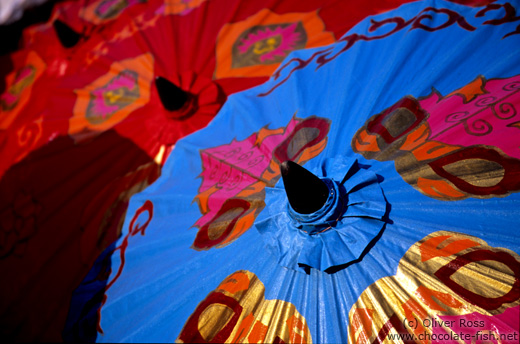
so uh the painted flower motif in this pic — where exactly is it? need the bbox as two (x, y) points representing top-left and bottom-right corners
(214, 9), (335, 79)
(0, 66), (35, 112)
(177, 270), (312, 343)
(86, 70), (141, 124)
(192, 116), (330, 250)
(352, 75), (520, 201)
(348, 231), (520, 343)
(71, 54), (153, 134)
(81, 0), (146, 24)
(94, 0), (145, 20)
(237, 22), (305, 64)
(256, 156), (388, 273)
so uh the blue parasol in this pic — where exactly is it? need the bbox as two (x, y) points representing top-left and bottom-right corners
(67, 1), (520, 342)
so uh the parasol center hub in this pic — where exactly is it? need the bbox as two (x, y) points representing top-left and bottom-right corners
(155, 76), (198, 119)
(164, 93), (199, 120)
(287, 178), (346, 235)
(257, 157), (388, 272)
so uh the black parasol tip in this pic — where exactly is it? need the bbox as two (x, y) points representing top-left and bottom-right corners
(155, 76), (189, 112)
(280, 161), (329, 214)
(53, 19), (81, 48)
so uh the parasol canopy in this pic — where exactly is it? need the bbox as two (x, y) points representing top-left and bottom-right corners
(66, 0), (520, 342)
